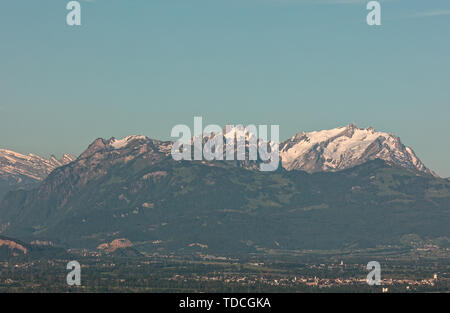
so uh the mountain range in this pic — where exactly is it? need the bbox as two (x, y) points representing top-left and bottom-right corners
(0, 149), (75, 199)
(0, 125), (448, 256)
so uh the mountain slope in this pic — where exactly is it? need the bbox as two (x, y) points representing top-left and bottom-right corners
(280, 124), (436, 176)
(0, 149), (76, 199)
(0, 134), (448, 255)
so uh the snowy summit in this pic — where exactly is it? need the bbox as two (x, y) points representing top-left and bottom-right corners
(280, 124), (436, 176)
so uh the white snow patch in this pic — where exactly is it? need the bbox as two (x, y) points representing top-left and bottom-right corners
(110, 135), (147, 149)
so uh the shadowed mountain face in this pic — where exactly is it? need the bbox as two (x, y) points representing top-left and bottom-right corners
(0, 149), (76, 200)
(0, 134), (448, 256)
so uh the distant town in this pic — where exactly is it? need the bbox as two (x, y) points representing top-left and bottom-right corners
(1, 244), (448, 293)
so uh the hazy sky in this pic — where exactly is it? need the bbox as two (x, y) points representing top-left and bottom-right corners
(1, 0), (449, 176)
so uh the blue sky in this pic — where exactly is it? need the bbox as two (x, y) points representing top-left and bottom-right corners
(0, 0), (449, 176)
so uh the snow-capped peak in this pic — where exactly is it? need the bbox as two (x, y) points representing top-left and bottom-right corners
(110, 135), (148, 149)
(0, 148), (76, 182)
(280, 124), (436, 176)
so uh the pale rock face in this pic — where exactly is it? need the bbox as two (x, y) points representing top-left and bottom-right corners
(97, 238), (133, 253)
(279, 124), (436, 176)
(0, 238), (28, 255)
